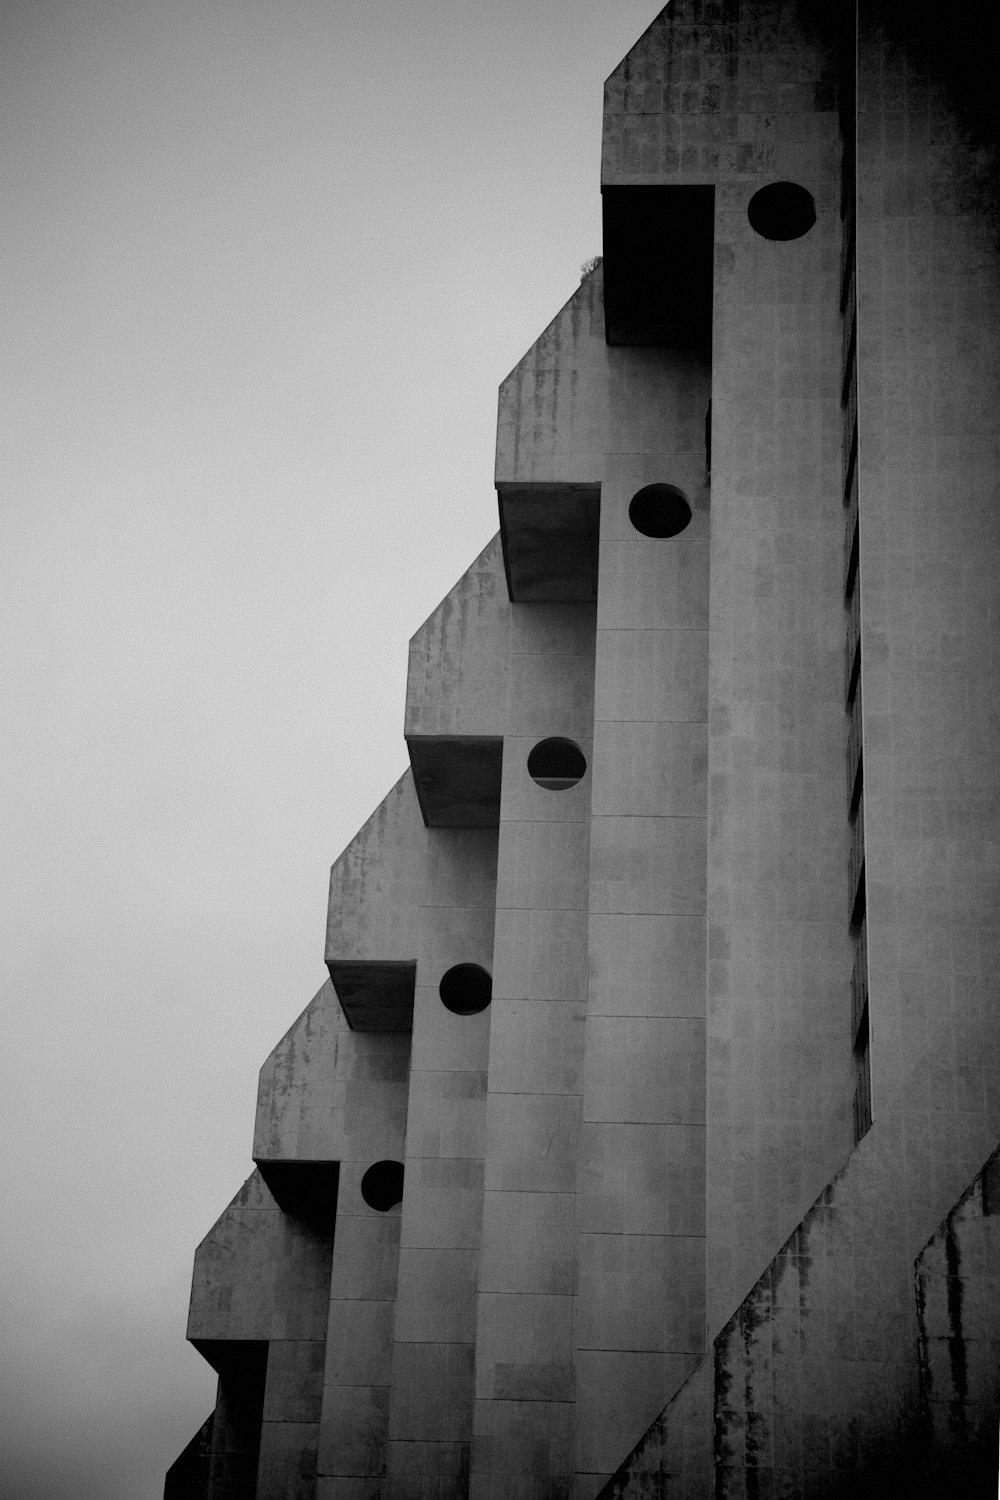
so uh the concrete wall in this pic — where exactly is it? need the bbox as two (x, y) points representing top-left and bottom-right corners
(187, 1170), (334, 1498)
(856, 0), (1000, 1226)
(601, 0), (856, 1341)
(169, 4), (1000, 1496)
(492, 244), (713, 1489)
(319, 769), (498, 1498)
(470, 603), (596, 1499)
(580, 345), (710, 1489)
(916, 1147), (1000, 1491)
(593, 4), (1000, 1494)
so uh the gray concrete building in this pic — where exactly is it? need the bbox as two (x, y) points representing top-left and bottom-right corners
(166, 3), (1000, 1495)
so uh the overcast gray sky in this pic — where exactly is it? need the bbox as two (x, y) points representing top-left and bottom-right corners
(1, 2), (657, 1494)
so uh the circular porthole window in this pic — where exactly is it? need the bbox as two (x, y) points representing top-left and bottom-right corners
(527, 737), (587, 790)
(439, 963), (493, 1015)
(747, 181), (816, 241)
(628, 484), (692, 539)
(360, 1160), (404, 1212)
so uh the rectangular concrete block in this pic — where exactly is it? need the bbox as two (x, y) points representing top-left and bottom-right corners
(471, 1394), (574, 1483)
(583, 1015), (706, 1125)
(591, 720), (708, 818)
(598, 539), (710, 632)
(399, 1157), (484, 1249)
(317, 1383), (390, 1480)
(386, 1438), (471, 1499)
(588, 913), (707, 1018)
(328, 1215), (400, 1303)
(484, 1091), (582, 1194)
(478, 1192), (577, 1295)
(475, 1290), (576, 1402)
(590, 815), (707, 916)
(393, 1247), (479, 1344)
(492, 907), (589, 1001)
(496, 818), (591, 911)
(581, 1122), (706, 1237)
(263, 1339), (327, 1423)
(595, 627), (709, 724)
(325, 1301), (397, 1389)
(403, 1069), (487, 1161)
(387, 1342), (476, 1442)
(256, 1420), (319, 1497)
(578, 1232), (705, 1354)
(506, 653), (597, 738)
(487, 998), (586, 1095)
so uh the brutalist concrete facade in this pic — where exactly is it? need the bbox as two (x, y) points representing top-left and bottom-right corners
(167, 4), (1000, 1496)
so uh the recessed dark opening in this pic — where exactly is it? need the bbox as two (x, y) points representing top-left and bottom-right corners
(439, 963), (492, 1016)
(360, 1160), (404, 1212)
(747, 181), (816, 241)
(850, 865), (866, 931)
(982, 1153), (1000, 1217)
(527, 737), (587, 791)
(628, 485), (692, 539)
(853, 1000), (870, 1055)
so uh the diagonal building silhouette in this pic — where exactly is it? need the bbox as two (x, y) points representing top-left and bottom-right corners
(166, 3), (1000, 1495)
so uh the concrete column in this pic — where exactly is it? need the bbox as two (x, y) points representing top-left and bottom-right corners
(577, 352), (712, 1490)
(317, 1160), (403, 1500)
(208, 1355), (266, 1500)
(471, 603), (595, 1500)
(385, 827), (498, 1497)
(256, 1272), (334, 1494)
(704, 10), (852, 1336)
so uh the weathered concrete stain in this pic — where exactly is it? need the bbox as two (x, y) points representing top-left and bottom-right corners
(944, 1222), (969, 1440)
(915, 1146), (1000, 1490)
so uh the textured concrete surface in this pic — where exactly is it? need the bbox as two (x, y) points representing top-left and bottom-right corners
(168, 2), (1000, 1496)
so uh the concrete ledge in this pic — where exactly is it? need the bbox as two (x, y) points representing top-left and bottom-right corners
(497, 482), (600, 602)
(406, 735), (502, 827)
(327, 959), (416, 1033)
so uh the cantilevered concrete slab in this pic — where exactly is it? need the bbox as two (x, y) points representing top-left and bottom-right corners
(494, 274), (606, 602)
(497, 482), (600, 600)
(326, 958), (416, 1032)
(406, 735), (503, 827)
(256, 1159), (339, 1230)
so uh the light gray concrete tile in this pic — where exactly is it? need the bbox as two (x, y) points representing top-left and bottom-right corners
(591, 720), (708, 818)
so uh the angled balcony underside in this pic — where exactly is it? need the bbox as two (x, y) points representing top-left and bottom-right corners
(323, 769), (499, 1030)
(406, 734), (503, 827)
(256, 1158), (339, 1232)
(495, 273), (606, 602)
(405, 538), (510, 822)
(324, 773), (428, 1027)
(497, 482), (600, 601)
(602, 184), (715, 347)
(325, 957), (415, 1032)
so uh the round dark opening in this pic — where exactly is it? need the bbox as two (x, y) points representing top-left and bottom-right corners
(527, 737), (587, 791)
(628, 485), (692, 539)
(747, 181), (816, 241)
(439, 963), (493, 1016)
(360, 1160), (404, 1212)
